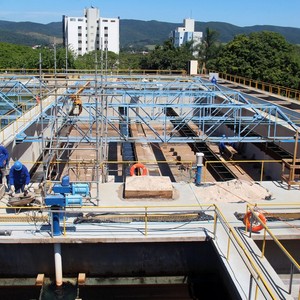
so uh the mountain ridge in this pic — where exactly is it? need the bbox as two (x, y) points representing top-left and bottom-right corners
(0, 19), (299, 48)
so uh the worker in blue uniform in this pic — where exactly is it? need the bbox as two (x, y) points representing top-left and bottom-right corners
(0, 144), (9, 187)
(218, 134), (226, 155)
(9, 161), (30, 195)
(211, 76), (217, 84)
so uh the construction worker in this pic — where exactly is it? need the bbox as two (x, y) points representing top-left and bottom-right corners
(219, 134), (226, 155)
(0, 144), (9, 187)
(9, 161), (30, 195)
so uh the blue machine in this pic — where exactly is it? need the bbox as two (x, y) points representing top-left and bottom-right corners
(44, 176), (90, 236)
(51, 176), (89, 197)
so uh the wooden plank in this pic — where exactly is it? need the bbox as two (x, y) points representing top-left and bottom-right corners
(35, 273), (44, 286)
(78, 273), (86, 285)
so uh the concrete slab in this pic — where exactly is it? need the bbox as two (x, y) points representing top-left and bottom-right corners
(124, 176), (173, 199)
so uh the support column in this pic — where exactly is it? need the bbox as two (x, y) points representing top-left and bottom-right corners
(195, 152), (204, 186)
(52, 206), (62, 236)
(54, 243), (63, 286)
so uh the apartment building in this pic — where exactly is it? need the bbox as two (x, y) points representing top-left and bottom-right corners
(171, 18), (202, 52)
(63, 7), (119, 56)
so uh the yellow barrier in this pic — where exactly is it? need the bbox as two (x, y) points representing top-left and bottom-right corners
(0, 69), (187, 76)
(1, 202), (297, 298)
(218, 72), (300, 102)
(0, 158), (286, 184)
(244, 204), (300, 297)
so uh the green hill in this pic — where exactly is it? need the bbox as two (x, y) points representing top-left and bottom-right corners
(120, 20), (300, 47)
(0, 20), (62, 46)
(195, 22), (300, 44)
(0, 19), (299, 48)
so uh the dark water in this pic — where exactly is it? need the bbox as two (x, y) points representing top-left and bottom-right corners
(0, 284), (192, 300)
(79, 284), (193, 300)
(0, 273), (233, 299)
(41, 282), (78, 300)
(0, 282), (77, 300)
(0, 286), (41, 300)
(0, 281), (233, 300)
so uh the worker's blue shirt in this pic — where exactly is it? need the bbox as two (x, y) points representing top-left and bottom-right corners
(219, 141), (226, 150)
(0, 146), (9, 168)
(9, 165), (30, 186)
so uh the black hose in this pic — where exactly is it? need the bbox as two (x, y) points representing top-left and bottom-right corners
(0, 230), (11, 236)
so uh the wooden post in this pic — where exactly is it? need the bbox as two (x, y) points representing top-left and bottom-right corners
(78, 273), (86, 285)
(35, 274), (45, 286)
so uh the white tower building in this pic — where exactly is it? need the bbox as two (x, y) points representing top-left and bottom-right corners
(171, 18), (202, 53)
(63, 7), (119, 56)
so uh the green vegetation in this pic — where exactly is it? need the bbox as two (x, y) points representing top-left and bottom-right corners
(139, 39), (194, 70)
(196, 27), (222, 73)
(0, 20), (62, 47)
(0, 30), (299, 90)
(211, 31), (300, 89)
(1, 19), (300, 50)
(0, 43), (73, 69)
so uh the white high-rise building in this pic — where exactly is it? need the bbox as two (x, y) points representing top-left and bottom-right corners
(171, 19), (202, 53)
(63, 7), (119, 56)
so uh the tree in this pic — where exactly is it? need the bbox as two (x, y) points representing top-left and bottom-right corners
(74, 50), (118, 71)
(0, 43), (77, 70)
(214, 31), (300, 89)
(118, 52), (144, 70)
(56, 47), (75, 70)
(197, 27), (222, 73)
(140, 39), (195, 71)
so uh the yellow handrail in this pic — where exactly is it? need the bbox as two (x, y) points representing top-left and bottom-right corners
(0, 203), (298, 298)
(218, 72), (300, 102)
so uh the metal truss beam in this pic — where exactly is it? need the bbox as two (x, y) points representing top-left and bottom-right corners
(20, 102), (296, 144)
(2, 75), (299, 146)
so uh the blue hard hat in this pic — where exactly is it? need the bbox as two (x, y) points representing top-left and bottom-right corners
(14, 161), (22, 171)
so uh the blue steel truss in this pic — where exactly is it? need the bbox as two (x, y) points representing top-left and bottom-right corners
(4, 75), (299, 145)
(0, 75), (53, 130)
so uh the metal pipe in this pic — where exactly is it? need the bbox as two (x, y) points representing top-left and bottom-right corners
(52, 207), (61, 236)
(195, 153), (204, 186)
(54, 243), (63, 286)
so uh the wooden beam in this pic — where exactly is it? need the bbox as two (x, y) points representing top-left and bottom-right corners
(35, 273), (44, 286)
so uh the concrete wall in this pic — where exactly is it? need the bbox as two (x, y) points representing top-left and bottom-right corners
(6, 110), (53, 171)
(0, 241), (240, 298)
(0, 242), (216, 277)
(255, 240), (300, 273)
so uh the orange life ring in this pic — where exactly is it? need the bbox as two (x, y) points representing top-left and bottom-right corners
(243, 211), (267, 232)
(130, 163), (148, 176)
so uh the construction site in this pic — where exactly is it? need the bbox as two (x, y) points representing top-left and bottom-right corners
(0, 70), (299, 299)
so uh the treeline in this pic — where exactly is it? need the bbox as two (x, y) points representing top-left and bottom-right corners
(0, 42), (141, 70)
(210, 31), (300, 89)
(1, 30), (299, 89)
(0, 43), (73, 69)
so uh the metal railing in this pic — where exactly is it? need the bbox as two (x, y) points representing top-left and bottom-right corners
(0, 69), (187, 76)
(48, 158), (286, 184)
(0, 158), (286, 185)
(244, 204), (300, 299)
(0, 203), (298, 298)
(204, 159), (282, 182)
(218, 72), (300, 102)
(213, 205), (279, 299)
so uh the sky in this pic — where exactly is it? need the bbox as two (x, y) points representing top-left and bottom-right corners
(0, 0), (299, 28)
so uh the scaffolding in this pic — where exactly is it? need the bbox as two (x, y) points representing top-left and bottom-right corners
(0, 72), (299, 190)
